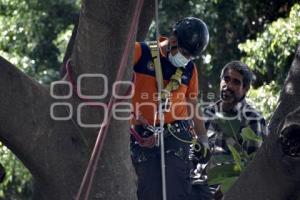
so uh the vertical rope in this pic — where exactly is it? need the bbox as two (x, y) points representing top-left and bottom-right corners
(154, 0), (167, 199)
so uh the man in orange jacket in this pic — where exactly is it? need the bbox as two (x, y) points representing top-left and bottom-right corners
(130, 17), (210, 200)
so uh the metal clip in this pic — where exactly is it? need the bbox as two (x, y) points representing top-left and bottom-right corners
(153, 112), (164, 147)
(166, 124), (176, 135)
(154, 127), (165, 147)
(160, 98), (171, 113)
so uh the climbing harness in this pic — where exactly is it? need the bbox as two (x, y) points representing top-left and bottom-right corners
(131, 1), (207, 199)
(74, 1), (144, 199)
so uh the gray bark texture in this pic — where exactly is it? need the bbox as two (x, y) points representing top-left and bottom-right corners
(0, 0), (153, 199)
(224, 45), (300, 200)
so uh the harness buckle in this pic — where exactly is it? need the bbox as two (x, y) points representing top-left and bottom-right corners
(154, 127), (163, 147)
(160, 97), (171, 113)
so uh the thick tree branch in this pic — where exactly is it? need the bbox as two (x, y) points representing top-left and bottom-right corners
(0, 56), (51, 174)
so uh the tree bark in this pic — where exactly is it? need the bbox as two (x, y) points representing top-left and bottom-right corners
(0, 56), (52, 177)
(224, 45), (300, 200)
(0, 0), (153, 199)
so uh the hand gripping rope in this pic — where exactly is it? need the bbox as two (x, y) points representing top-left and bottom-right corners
(74, 1), (144, 199)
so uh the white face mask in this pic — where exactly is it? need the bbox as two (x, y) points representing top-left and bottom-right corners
(168, 51), (190, 68)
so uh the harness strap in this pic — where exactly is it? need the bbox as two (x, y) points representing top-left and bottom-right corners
(148, 42), (185, 100)
(162, 67), (184, 99)
(149, 41), (164, 92)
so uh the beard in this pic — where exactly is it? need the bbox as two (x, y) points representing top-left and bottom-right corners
(220, 89), (240, 103)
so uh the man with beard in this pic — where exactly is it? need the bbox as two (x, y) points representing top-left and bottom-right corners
(189, 60), (267, 200)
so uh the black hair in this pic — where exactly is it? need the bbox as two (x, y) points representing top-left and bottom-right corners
(220, 61), (252, 90)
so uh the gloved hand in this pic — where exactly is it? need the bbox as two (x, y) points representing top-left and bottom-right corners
(190, 135), (211, 164)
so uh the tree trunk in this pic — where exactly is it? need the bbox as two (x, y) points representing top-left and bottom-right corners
(224, 45), (300, 200)
(0, 0), (153, 199)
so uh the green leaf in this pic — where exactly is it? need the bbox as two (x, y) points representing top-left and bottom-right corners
(211, 154), (233, 164)
(220, 176), (239, 193)
(248, 151), (257, 160)
(215, 112), (241, 139)
(227, 145), (242, 171)
(207, 163), (241, 185)
(241, 127), (262, 143)
(207, 164), (239, 193)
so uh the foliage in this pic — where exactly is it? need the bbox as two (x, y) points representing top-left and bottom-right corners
(247, 82), (280, 121)
(207, 164), (239, 192)
(239, 4), (300, 87)
(0, 0), (79, 83)
(0, 143), (32, 200)
(207, 124), (262, 193)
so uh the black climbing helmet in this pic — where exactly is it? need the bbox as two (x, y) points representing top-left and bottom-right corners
(172, 17), (209, 56)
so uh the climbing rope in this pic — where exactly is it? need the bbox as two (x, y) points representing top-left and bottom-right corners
(152, 0), (168, 199)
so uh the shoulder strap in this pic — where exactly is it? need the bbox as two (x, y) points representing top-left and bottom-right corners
(164, 67), (184, 96)
(148, 41), (185, 100)
(148, 41), (164, 92)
